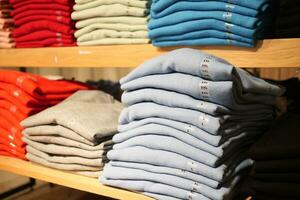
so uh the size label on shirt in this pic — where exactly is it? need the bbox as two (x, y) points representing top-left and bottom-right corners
(200, 56), (213, 79)
(199, 81), (211, 99)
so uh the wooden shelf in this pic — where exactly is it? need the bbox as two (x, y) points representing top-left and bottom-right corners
(0, 156), (153, 200)
(0, 39), (299, 68)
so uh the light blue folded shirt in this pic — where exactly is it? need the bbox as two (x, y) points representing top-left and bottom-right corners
(150, 1), (263, 18)
(118, 118), (266, 147)
(119, 102), (274, 135)
(107, 146), (253, 181)
(110, 161), (222, 188)
(102, 164), (241, 200)
(143, 192), (182, 200)
(112, 134), (253, 167)
(151, 0), (270, 13)
(113, 123), (259, 158)
(121, 74), (278, 109)
(121, 88), (274, 115)
(120, 49), (284, 97)
(101, 177), (210, 200)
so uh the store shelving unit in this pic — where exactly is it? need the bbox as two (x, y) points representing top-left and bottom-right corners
(0, 38), (299, 199)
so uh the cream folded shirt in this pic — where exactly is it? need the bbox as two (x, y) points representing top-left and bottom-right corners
(76, 16), (148, 29)
(71, 4), (148, 20)
(77, 38), (150, 46)
(75, 23), (147, 38)
(74, 0), (148, 10)
(77, 29), (148, 42)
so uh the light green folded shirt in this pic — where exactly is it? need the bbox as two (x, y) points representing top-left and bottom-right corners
(77, 38), (150, 46)
(75, 23), (148, 38)
(77, 29), (148, 42)
(76, 16), (148, 29)
(71, 4), (148, 20)
(74, 0), (148, 10)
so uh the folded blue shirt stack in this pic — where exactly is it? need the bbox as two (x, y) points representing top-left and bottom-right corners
(148, 0), (272, 47)
(100, 48), (284, 200)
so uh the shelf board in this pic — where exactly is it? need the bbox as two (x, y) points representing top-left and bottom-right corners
(0, 39), (299, 68)
(0, 156), (153, 200)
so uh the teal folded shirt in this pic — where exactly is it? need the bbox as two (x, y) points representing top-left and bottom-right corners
(152, 0), (270, 14)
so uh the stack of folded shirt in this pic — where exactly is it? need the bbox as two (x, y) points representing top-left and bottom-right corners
(0, 70), (90, 159)
(149, 0), (272, 47)
(71, 0), (150, 46)
(21, 90), (123, 177)
(9, 0), (76, 48)
(0, 0), (14, 48)
(100, 48), (284, 200)
(240, 113), (300, 200)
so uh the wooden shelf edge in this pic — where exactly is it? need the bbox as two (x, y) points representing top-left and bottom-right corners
(0, 39), (299, 68)
(0, 156), (153, 200)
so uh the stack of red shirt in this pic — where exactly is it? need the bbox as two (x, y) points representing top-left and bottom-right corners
(0, 0), (15, 48)
(9, 0), (76, 48)
(0, 70), (90, 159)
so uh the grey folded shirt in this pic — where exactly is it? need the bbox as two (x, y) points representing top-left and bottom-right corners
(102, 164), (240, 200)
(23, 137), (105, 159)
(25, 134), (109, 151)
(21, 90), (123, 144)
(107, 146), (253, 181)
(27, 145), (103, 167)
(23, 125), (94, 146)
(120, 48), (284, 98)
(26, 153), (101, 172)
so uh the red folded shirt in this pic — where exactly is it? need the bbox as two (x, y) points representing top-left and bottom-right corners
(12, 20), (74, 37)
(11, 3), (72, 17)
(16, 38), (75, 47)
(0, 127), (24, 147)
(16, 42), (76, 48)
(15, 15), (73, 26)
(0, 144), (25, 159)
(0, 83), (63, 106)
(0, 137), (25, 153)
(0, 115), (22, 139)
(0, 100), (27, 121)
(10, 0), (72, 5)
(0, 90), (46, 115)
(13, 10), (70, 21)
(12, 1), (72, 9)
(0, 70), (90, 96)
(15, 30), (73, 43)
(0, 108), (24, 130)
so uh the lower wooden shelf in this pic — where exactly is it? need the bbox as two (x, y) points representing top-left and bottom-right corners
(0, 156), (153, 200)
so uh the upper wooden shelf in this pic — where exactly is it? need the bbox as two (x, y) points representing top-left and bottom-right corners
(0, 39), (299, 68)
(0, 156), (153, 200)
